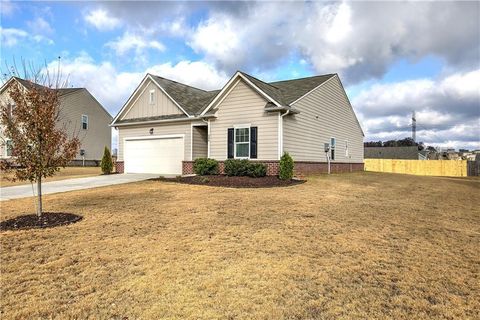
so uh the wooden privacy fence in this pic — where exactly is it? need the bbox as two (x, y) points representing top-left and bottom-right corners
(364, 159), (468, 177)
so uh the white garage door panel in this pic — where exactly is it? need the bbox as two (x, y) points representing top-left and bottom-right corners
(124, 137), (184, 174)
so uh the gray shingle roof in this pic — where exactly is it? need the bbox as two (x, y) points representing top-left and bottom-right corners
(239, 72), (335, 106)
(270, 74), (335, 104)
(150, 74), (218, 115)
(138, 72), (336, 117)
(13, 77), (83, 96)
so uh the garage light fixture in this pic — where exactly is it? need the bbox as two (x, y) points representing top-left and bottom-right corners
(149, 128), (154, 135)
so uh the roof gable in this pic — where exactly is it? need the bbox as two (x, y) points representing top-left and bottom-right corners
(150, 75), (218, 116)
(270, 74), (335, 104)
(112, 71), (351, 125)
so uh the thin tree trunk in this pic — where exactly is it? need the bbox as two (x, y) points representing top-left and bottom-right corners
(37, 175), (42, 218)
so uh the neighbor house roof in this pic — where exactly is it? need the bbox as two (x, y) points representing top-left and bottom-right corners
(8, 77), (84, 96)
(0, 77), (113, 121)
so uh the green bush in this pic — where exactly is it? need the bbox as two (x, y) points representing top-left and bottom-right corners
(246, 163), (267, 177)
(279, 152), (294, 180)
(224, 159), (249, 176)
(224, 159), (266, 177)
(100, 146), (113, 174)
(193, 158), (219, 175)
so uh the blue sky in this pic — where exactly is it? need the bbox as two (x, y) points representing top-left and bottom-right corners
(1, 1), (479, 150)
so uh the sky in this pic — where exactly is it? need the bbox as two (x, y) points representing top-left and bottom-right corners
(1, 0), (479, 151)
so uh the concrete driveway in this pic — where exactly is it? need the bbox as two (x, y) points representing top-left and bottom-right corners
(0, 173), (160, 201)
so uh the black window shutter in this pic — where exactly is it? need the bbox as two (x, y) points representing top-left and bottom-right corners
(250, 127), (258, 159)
(227, 128), (234, 158)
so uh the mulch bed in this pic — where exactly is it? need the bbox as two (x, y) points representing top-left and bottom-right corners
(152, 175), (306, 188)
(0, 212), (83, 231)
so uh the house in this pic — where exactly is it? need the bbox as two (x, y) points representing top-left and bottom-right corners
(110, 71), (364, 175)
(0, 77), (112, 164)
(364, 146), (429, 160)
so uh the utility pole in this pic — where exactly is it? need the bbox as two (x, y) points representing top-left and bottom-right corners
(412, 111), (416, 142)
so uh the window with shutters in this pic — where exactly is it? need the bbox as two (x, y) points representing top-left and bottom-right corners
(235, 127), (250, 158)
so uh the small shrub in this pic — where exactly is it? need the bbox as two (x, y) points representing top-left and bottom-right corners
(100, 146), (113, 174)
(193, 158), (219, 175)
(224, 159), (266, 177)
(246, 163), (267, 178)
(279, 152), (294, 180)
(224, 159), (249, 176)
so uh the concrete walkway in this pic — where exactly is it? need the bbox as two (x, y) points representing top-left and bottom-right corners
(0, 173), (160, 201)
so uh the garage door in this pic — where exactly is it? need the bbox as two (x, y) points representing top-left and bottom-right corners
(124, 137), (184, 174)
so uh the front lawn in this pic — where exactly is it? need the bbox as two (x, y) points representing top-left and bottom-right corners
(0, 172), (479, 319)
(0, 166), (103, 187)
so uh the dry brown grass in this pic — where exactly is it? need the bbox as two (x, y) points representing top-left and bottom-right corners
(0, 167), (102, 187)
(0, 172), (479, 319)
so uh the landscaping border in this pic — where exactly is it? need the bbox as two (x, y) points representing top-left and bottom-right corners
(183, 161), (364, 176)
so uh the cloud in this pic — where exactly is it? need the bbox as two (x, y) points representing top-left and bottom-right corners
(1, 0), (17, 17)
(188, 2), (295, 73)
(0, 22), (54, 47)
(46, 54), (227, 115)
(27, 17), (54, 35)
(0, 27), (28, 47)
(105, 31), (166, 64)
(353, 69), (480, 149)
(84, 8), (122, 31)
(146, 60), (228, 91)
(43, 54), (229, 150)
(184, 1), (480, 83)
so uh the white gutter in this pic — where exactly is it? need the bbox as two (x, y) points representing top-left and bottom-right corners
(111, 116), (203, 127)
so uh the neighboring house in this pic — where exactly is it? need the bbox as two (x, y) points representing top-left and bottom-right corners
(364, 146), (428, 160)
(0, 77), (112, 164)
(111, 71), (364, 175)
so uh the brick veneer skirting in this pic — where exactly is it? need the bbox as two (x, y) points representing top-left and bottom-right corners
(182, 161), (364, 176)
(115, 161), (124, 173)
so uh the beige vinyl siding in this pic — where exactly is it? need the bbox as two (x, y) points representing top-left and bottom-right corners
(283, 76), (364, 163)
(209, 79), (279, 160)
(117, 120), (204, 161)
(0, 90), (14, 158)
(0, 88), (112, 161)
(59, 90), (113, 160)
(122, 81), (183, 120)
(192, 126), (208, 159)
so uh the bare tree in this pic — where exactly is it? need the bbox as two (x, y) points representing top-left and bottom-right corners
(0, 61), (80, 218)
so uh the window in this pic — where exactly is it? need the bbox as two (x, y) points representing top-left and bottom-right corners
(345, 140), (349, 158)
(235, 127), (250, 158)
(330, 137), (336, 160)
(6, 139), (13, 157)
(149, 89), (155, 104)
(82, 115), (88, 130)
(7, 103), (14, 119)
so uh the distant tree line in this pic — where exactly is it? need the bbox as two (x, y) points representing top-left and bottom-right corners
(364, 138), (430, 151)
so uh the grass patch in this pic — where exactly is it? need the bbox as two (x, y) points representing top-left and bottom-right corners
(0, 172), (479, 319)
(0, 167), (102, 187)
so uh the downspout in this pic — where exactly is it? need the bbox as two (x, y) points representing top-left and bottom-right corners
(279, 109), (290, 159)
(202, 118), (210, 158)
